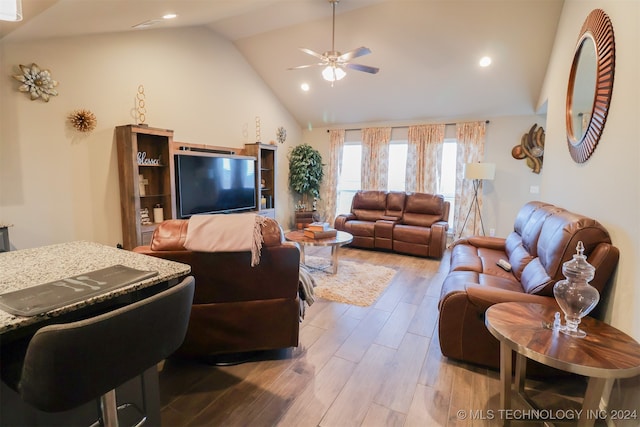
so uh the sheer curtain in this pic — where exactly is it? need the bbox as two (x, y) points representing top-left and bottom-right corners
(361, 127), (391, 190)
(324, 129), (345, 225)
(454, 121), (487, 237)
(405, 124), (445, 193)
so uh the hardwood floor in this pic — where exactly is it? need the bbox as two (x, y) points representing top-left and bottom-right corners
(157, 247), (591, 427)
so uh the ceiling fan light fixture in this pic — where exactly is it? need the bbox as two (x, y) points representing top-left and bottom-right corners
(0, 0), (22, 21)
(322, 65), (346, 82)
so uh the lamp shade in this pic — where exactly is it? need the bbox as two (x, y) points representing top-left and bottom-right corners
(322, 65), (346, 82)
(464, 162), (496, 180)
(0, 0), (22, 21)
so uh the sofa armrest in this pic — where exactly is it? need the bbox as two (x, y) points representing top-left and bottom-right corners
(451, 235), (506, 251)
(465, 285), (559, 313)
(334, 213), (356, 230)
(429, 221), (449, 258)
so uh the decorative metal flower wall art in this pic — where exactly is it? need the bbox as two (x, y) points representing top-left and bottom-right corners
(68, 109), (97, 133)
(13, 63), (59, 102)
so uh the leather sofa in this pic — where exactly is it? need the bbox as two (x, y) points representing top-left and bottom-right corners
(438, 201), (619, 370)
(334, 190), (450, 259)
(133, 217), (301, 359)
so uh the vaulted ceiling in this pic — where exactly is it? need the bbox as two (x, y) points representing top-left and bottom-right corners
(1, 0), (564, 128)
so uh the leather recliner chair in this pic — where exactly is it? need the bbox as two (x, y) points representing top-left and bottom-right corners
(133, 217), (301, 359)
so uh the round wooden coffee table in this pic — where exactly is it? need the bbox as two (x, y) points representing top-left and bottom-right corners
(485, 302), (640, 427)
(284, 230), (353, 274)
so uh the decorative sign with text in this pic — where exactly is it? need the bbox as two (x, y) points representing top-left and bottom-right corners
(137, 152), (161, 166)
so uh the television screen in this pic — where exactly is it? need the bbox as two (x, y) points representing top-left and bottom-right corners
(175, 154), (256, 218)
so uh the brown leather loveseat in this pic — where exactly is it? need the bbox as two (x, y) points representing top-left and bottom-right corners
(133, 217), (301, 359)
(334, 190), (450, 258)
(438, 201), (619, 370)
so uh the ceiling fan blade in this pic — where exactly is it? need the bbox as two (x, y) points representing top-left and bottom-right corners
(287, 64), (322, 70)
(299, 47), (326, 60)
(338, 47), (371, 61)
(345, 63), (380, 74)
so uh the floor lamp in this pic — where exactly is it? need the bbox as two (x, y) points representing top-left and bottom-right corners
(458, 162), (495, 238)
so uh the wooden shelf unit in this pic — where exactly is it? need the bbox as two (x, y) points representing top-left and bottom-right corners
(244, 143), (277, 219)
(116, 125), (176, 249)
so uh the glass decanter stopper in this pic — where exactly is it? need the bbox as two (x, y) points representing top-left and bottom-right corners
(553, 241), (599, 337)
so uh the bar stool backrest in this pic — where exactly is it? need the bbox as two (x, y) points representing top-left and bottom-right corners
(18, 276), (195, 413)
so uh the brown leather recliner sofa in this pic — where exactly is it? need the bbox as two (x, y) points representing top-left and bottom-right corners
(438, 201), (620, 370)
(133, 217), (301, 359)
(334, 190), (450, 258)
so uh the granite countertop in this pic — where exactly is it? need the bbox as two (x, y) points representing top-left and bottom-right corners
(0, 241), (191, 334)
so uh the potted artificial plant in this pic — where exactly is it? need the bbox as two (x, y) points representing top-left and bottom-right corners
(288, 144), (324, 210)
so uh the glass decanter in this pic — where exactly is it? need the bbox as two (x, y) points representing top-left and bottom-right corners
(553, 241), (599, 337)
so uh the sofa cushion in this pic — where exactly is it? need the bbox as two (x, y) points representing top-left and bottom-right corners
(352, 191), (387, 222)
(393, 224), (431, 244)
(342, 220), (375, 238)
(385, 192), (406, 218)
(520, 257), (553, 295)
(402, 193), (444, 227)
(504, 232), (533, 280)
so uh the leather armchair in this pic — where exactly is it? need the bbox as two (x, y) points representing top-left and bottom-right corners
(133, 217), (301, 359)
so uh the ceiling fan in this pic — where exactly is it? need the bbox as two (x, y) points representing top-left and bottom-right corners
(288, 0), (379, 83)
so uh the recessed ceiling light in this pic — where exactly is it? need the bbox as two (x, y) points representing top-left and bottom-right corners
(163, 13), (177, 20)
(479, 56), (492, 67)
(301, 83), (310, 92)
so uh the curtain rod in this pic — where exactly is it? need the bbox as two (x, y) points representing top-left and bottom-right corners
(326, 120), (490, 133)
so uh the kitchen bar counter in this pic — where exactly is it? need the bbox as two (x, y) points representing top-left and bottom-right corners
(0, 240), (191, 426)
(0, 240), (191, 334)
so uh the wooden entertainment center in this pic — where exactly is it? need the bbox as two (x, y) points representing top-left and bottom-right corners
(115, 125), (278, 249)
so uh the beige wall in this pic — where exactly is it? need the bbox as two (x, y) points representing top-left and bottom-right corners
(539, 0), (639, 342)
(0, 26), (300, 249)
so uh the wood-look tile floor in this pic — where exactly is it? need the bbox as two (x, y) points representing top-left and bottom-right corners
(157, 247), (592, 427)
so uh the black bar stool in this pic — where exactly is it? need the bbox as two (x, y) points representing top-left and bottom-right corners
(4, 275), (194, 427)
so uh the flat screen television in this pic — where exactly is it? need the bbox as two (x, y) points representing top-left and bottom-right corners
(174, 154), (256, 218)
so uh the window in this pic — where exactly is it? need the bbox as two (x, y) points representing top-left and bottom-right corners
(335, 135), (457, 225)
(336, 144), (361, 215)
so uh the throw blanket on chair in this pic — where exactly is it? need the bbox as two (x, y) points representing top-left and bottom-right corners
(184, 213), (267, 266)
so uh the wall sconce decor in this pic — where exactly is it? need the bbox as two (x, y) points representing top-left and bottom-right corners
(512, 124), (545, 174)
(13, 63), (59, 102)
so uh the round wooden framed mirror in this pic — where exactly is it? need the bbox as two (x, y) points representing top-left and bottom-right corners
(566, 9), (615, 163)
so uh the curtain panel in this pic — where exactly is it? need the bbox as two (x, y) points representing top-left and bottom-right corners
(454, 121), (487, 238)
(405, 124), (445, 194)
(361, 127), (391, 191)
(324, 129), (345, 225)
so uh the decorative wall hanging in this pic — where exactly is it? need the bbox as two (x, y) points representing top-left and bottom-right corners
(277, 126), (287, 144)
(566, 9), (615, 163)
(136, 85), (147, 125)
(13, 63), (59, 102)
(255, 116), (262, 143)
(512, 124), (545, 174)
(67, 109), (97, 133)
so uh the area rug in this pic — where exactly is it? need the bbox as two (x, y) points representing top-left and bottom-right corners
(304, 255), (397, 307)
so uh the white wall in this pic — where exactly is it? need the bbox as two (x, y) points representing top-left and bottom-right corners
(302, 114), (546, 238)
(0, 26), (300, 249)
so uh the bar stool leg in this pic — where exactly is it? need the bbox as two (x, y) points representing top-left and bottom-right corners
(100, 389), (119, 427)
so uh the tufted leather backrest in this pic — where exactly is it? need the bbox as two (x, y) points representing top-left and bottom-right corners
(402, 193), (445, 227)
(351, 191), (387, 221)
